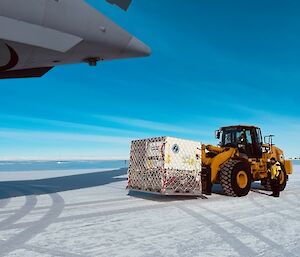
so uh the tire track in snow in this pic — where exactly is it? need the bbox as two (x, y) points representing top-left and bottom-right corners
(281, 195), (300, 207)
(199, 205), (297, 257)
(4, 200), (169, 231)
(0, 198), (9, 209)
(63, 197), (134, 208)
(23, 244), (86, 257)
(250, 189), (300, 209)
(0, 185), (65, 257)
(0, 239), (84, 257)
(57, 202), (171, 223)
(249, 194), (300, 221)
(0, 189), (11, 209)
(0, 196), (133, 215)
(177, 205), (256, 257)
(0, 186), (37, 231)
(259, 187), (300, 206)
(0, 209), (18, 215)
(5, 190), (298, 231)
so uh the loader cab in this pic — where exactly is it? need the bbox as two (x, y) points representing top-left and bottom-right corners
(218, 125), (263, 158)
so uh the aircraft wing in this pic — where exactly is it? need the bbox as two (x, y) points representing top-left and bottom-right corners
(106, 0), (132, 11)
(0, 67), (53, 79)
(0, 16), (83, 53)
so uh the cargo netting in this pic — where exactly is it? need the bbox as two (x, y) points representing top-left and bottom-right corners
(127, 137), (202, 195)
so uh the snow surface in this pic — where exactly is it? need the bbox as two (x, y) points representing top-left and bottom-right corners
(0, 165), (299, 257)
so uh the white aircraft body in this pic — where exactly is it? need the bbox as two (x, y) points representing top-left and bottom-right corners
(0, 0), (151, 79)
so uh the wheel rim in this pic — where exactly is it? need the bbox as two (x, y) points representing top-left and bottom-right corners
(237, 170), (248, 189)
(279, 171), (285, 185)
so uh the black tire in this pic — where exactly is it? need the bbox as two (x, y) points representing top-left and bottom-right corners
(279, 164), (287, 191)
(262, 163), (287, 191)
(220, 159), (251, 197)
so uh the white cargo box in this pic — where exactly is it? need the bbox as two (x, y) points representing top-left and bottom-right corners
(127, 136), (202, 195)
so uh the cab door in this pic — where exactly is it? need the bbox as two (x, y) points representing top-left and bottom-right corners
(251, 128), (263, 158)
(242, 128), (262, 158)
(244, 129), (255, 157)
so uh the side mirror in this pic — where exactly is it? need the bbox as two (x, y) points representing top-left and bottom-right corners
(264, 135), (275, 145)
(215, 130), (221, 139)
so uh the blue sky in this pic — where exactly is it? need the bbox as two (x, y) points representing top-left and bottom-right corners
(0, 0), (299, 160)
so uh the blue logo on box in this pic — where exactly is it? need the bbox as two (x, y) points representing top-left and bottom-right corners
(172, 144), (179, 154)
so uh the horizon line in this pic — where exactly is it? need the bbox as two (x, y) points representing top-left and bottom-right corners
(0, 157), (299, 162)
(0, 157), (129, 162)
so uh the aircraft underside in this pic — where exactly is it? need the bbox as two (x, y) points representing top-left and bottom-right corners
(0, 40), (132, 79)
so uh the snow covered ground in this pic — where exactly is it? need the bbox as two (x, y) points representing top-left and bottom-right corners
(0, 164), (299, 257)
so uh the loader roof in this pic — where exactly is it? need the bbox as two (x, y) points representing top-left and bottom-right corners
(220, 125), (259, 130)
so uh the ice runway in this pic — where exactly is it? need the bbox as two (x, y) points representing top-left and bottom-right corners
(0, 166), (299, 257)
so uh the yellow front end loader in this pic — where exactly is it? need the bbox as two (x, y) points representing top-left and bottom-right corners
(201, 125), (293, 196)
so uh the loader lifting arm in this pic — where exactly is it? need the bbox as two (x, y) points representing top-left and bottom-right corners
(202, 144), (237, 183)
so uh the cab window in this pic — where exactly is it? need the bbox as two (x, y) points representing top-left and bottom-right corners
(256, 128), (262, 144)
(245, 130), (252, 144)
